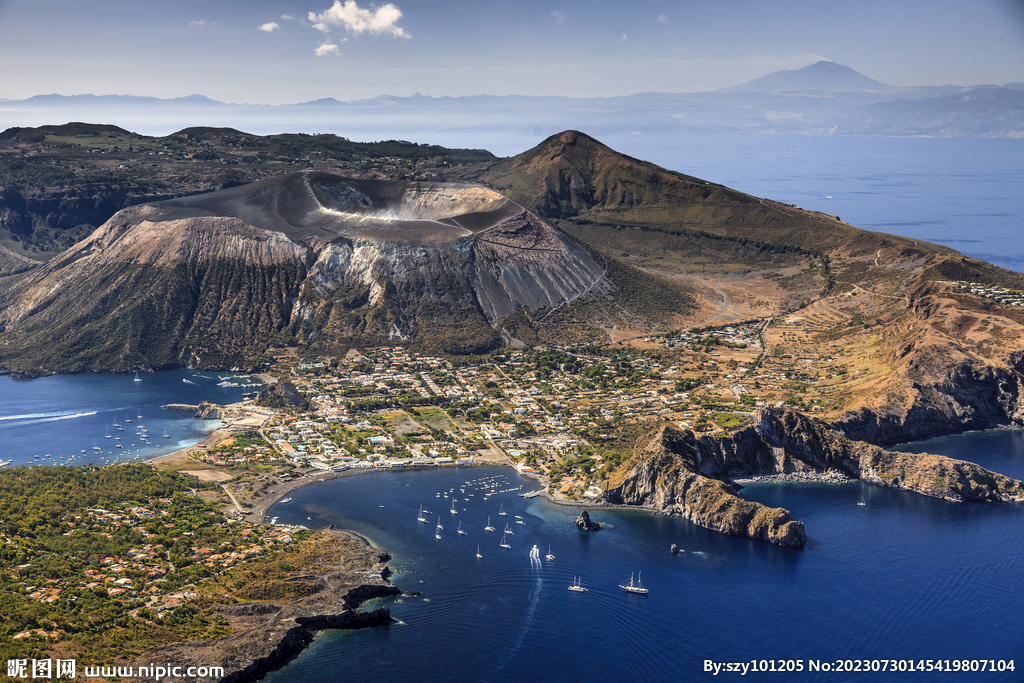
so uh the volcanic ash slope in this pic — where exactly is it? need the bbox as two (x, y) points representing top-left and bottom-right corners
(0, 172), (613, 372)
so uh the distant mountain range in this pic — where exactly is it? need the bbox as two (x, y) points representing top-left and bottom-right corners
(2, 62), (1022, 139)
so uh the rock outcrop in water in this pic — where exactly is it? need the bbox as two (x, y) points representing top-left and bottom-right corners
(604, 407), (1024, 547)
(574, 510), (602, 531)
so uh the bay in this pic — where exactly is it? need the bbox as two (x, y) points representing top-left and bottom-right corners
(262, 428), (1024, 683)
(0, 369), (262, 466)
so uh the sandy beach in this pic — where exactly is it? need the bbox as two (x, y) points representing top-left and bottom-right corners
(148, 402), (276, 476)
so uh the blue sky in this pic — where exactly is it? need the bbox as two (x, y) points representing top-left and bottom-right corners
(1, 0), (1023, 103)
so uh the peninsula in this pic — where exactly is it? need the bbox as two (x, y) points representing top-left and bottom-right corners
(2, 125), (1024, 672)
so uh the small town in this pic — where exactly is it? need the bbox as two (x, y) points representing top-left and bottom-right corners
(190, 317), (877, 505)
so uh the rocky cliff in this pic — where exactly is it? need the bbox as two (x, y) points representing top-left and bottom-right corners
(604, 423), (807, 547)
(605, 408), (1024, 547)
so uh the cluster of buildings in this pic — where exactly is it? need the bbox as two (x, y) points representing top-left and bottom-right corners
(954, 281), (1024, 308)
(17, 501), (299, 614)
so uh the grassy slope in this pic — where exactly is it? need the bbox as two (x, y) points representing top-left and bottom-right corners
(469, 130), (951, 274)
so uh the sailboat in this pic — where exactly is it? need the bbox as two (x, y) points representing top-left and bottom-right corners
(619, 572), (648, 595)
(857, 498), (866, 506)
(499, 530), (511, 549)
(504, 522), (514, 536)
(436, 517), (443, 531)
(450, 497), (458, 515)
(417, 505), (428, 523)
(484, 516), (495, 532)
(104, 429), (111, 439)
(498, 503), (507, 516)
(435, 519), (442, 540)
(545, 545), (555, 561)
(133, 371), (142, 382)
(569, 576), (588, 592)
(476, 545), (482, 558)
(458, 521), (467, 535)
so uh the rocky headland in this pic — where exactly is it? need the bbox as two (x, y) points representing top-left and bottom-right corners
(125, 530), (400, 683)
(604, 407), (1024, 547)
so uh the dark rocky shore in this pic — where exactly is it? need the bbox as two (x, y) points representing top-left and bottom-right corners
(125, 530), (401, 683)
(603, 407), (1024, 548)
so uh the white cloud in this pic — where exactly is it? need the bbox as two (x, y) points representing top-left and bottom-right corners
(259, 22), (281, 32)
(190, 20), (205, 27)
(315, 42), (341, 56)
(621, 32), (628, 40)
(551, 10), (567, 25)
(281, 14), (295, 20)
(658, 14), (669, 24)
(308, 1), (409, 38)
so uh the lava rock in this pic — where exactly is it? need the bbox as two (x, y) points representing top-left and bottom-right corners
(574, 510), (602, 531)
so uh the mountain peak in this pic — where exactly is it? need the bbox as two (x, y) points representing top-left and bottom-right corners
(720, 60), (889, 93)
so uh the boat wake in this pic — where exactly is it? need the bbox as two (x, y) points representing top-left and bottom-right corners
(0, 410), (97, 424)
(488, 556), (543, 681)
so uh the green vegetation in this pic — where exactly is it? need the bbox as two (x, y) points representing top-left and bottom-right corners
(0, 465), (306, 662)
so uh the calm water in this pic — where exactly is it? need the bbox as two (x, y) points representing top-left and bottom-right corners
(422, 133), (1024, 275)
(0, 370), (262, 466)
(263, 429), (1024, 683)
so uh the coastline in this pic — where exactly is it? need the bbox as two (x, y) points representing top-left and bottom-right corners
(126, 529), (401, 683)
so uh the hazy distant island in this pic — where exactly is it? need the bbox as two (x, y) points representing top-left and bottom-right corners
(2, 61), (1022, 139)
(2, 122), (1024, 678)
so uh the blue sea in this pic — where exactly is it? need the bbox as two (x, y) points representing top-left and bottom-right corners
(0, 370), (262, 466)
(0, 135), (1021, 681)
(262, 428), (1024, 683)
